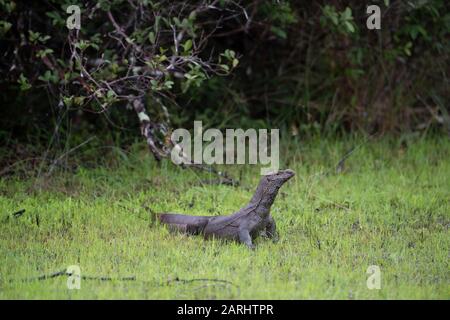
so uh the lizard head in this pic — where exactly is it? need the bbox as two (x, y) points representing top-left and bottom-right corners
(249, 169), (295, 208)
(265, 169), (295, 183)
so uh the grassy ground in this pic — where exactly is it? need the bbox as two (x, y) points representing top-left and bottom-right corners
(0, 136), (449, 299)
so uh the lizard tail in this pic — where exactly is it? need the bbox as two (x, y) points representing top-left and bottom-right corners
(158, 213), (210, 235)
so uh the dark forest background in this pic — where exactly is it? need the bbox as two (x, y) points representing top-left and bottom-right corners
(0, 0), (448, 170)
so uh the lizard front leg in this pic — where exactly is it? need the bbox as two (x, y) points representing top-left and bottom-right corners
(238, 228), (255, 250)
(265, 215), (279, 243)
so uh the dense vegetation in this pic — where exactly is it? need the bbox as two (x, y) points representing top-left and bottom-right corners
(1, 1), (448, 164)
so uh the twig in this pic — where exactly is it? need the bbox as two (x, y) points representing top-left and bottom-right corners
(167, 278), (239, 288)
(47, 136), (96, 176)
(2, 209), (26, 223)
(335, 133), (378, 174)
(182, 163), (238, 186)
(167, 277), (237, 287)
(13, 270), (136, 283)
(0, 157), (49, 177)
(12, 209), (26, 218)
(8, 270), (237, 289)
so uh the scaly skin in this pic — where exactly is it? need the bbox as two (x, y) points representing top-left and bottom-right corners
(158, 169), (295, 249)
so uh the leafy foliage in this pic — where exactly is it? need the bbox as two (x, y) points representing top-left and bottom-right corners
(0, 0), (448, 154)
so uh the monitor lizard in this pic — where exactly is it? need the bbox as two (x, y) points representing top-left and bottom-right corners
(158, 169), (295, 249)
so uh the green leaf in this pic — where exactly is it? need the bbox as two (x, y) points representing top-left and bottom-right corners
(342, 7), (353, 21)
(74, 96), (85, 105)
(404, 42), (412, 56)
(189, 11), (196, 21)
(17, 73), (31, 91)
(107, 90), (116, 98)
(344, 21), (355, 33)
(183, 39), (193, 52)
(0, 20), (12, 36)
(173, 17), (181, 27)
(270, 26), (287, 39)
(221, 49), (236, 60)
(36, 48), (54, 58)
(164, 80), (174, 89)
(149, 31), (156, 44)
(63, 96), (74, 107)
(46, 11), (64, 26)
(157, 54), (167, 62)
(28, 31), (41, 43)
(220, 64), (230, 72)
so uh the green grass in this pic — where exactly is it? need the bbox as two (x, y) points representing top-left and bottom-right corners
(0, 137), (449, 299)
